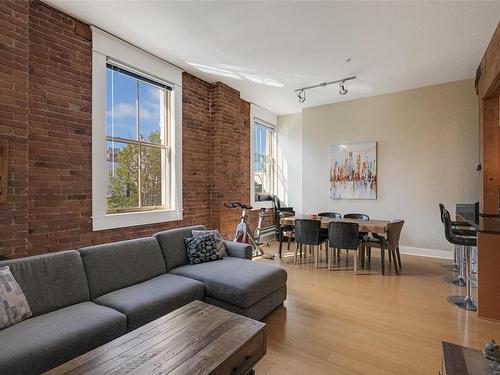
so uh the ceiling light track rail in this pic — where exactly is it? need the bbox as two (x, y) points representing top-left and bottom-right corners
(294, 76), (357, 103)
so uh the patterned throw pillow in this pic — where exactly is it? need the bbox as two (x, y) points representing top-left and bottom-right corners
(192, 229), (227, 257)
(184, 234), (224, 265)
(0, 266), (32, 330)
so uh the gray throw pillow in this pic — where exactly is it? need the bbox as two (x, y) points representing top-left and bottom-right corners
(184, 235), (224, 265)
(192, 229), (228, 257)
(0, 266), (32, 330)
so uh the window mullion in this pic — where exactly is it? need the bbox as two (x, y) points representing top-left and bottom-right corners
(136, 79), (141, 208)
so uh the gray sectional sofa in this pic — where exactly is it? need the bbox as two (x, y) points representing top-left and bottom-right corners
(0, 225), (287, 375)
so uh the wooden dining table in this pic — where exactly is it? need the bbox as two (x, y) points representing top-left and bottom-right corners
(278, 215), (390, 267)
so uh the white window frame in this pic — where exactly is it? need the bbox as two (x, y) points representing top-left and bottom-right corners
(91, 27), (183, 231)
(250, 104), (278, 208)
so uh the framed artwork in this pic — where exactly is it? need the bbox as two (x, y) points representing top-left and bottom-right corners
(329, 141), (377, 200)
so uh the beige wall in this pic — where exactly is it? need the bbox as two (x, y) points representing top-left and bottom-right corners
(277, 113), (302, 211)
(279, 79), (479, 254)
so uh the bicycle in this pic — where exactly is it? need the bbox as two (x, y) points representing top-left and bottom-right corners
(224, 201), (274, 259)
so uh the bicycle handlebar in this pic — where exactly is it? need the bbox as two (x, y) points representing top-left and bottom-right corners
(224, 201), (253, 210)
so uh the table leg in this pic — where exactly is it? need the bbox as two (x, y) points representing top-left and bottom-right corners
(278, 227), (283, 259)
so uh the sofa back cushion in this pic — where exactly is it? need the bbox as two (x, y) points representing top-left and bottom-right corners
(79, 237), (166, 299)
(0, 251), (90, 317)
(154, 225), (206, 271)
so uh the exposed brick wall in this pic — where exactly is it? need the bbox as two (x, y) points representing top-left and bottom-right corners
(0, 0), (30, 256)
(0, 1), (253, 257)
(27, 1), (93, 253)
(210, 83), (251, 239)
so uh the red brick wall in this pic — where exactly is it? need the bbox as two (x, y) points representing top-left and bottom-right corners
(0, 1), (252, 257)
(0, 0), (30, 256)
(209, 83), (252, 239)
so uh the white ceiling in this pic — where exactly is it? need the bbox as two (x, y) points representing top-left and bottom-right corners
(44, 1), (500, 115)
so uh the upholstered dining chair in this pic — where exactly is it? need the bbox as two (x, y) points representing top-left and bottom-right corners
(294, 219), (328, 267)
(327, 221), (363, 274)
(318, 212), (342, 218)
(343, 213), (369, 220)
(363, 220), (405, 275)
(317, 212), (342, 241)
(343, 213), (370, 246)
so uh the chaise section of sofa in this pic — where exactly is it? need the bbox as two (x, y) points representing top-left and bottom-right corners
(0, 251), (127, 375)
(79, 237), (205, 331)
(169, 257), (287, 320)
(154, 226), (287, 320)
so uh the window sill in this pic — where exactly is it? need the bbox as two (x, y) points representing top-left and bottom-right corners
(92, 208), (182, 231)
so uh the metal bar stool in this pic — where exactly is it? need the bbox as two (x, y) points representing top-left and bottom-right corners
(438, 204), (474, 273)
(438, 204), (476, 287)
(442, 210), (478, 311)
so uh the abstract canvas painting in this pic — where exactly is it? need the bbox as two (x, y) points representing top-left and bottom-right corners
(329, 141), (377, 199)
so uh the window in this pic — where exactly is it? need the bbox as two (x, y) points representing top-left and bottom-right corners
(250, 104), (278, 206)
(253, 121), (275, 201)
(105, 63), (170, 213)
(91, 27), (182, 231)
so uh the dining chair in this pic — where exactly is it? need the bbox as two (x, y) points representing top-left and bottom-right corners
(318, 212), (342, 218)
(327, 221), (363, 274)
(317, 212), (341, 242)
(277, 222), (295, 258)
(294, 219), (328, 267)
(363, 220), (405, 275)
(343, 213), (369, 220)
(282, 227), (295, 253)
(341, 213), (369, 260)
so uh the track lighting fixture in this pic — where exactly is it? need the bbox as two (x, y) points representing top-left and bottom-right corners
(339, 80), (348, 95)
(294, 76), (356, 103)
(297, 89), (306, 103)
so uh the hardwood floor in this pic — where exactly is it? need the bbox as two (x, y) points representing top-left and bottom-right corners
(255, 242), (500, 374)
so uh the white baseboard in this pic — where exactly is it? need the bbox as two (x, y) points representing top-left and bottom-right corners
(399, 246), (453, 260)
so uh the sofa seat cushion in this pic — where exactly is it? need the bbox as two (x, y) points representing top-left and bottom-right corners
(0, 302), (126, 375)
(93, 274), (205, 331)
(169, 257), (287, 309)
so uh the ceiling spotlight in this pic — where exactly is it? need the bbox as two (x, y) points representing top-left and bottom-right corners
(294, 76), (355, 103)
(339, 80), (348, 95)
(297, 89), (306, 103)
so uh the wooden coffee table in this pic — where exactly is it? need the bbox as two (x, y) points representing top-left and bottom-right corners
(46, 300), (266, 375)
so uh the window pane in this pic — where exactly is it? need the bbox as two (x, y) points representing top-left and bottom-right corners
(253, 124), (274, 200)
(139, 81), (164, 144)
(140, 145), (164, 207)
(106, 67), (138, 140)
(106, 141), (139, 211)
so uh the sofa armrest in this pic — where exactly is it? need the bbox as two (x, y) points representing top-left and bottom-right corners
(223, 241), (252, 260)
